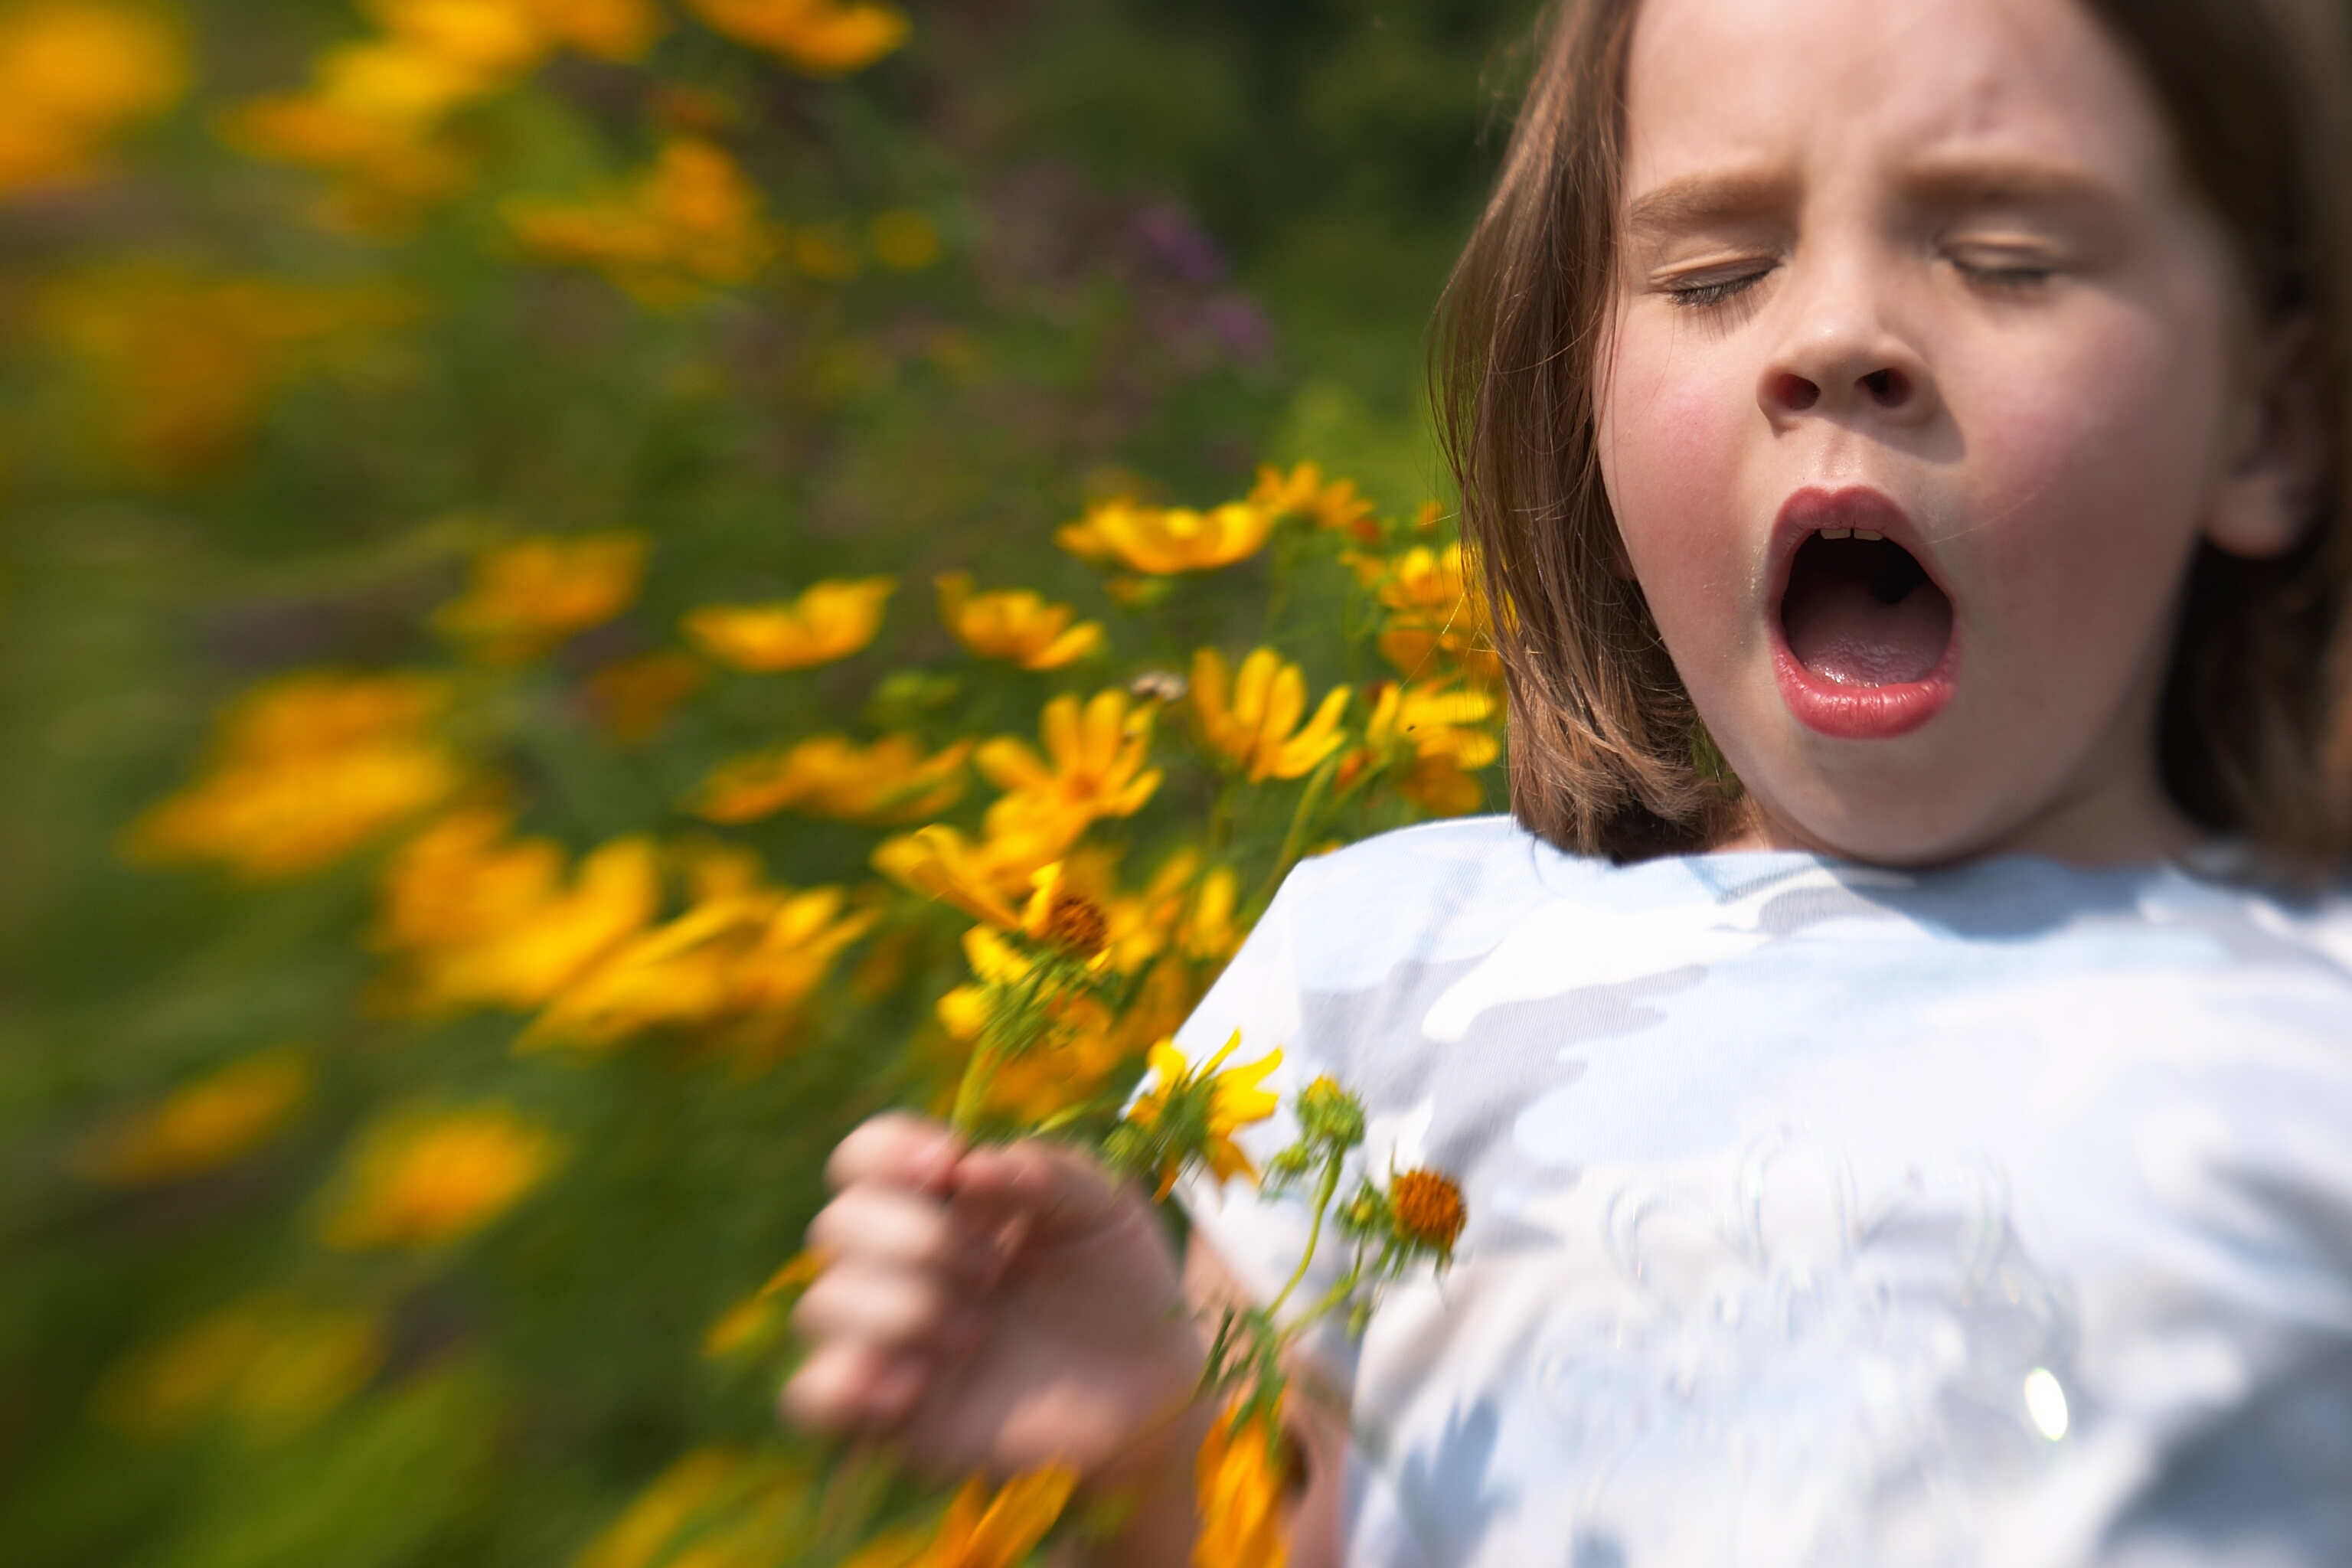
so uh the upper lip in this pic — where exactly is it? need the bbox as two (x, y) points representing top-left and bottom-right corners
(1767, 485), (1952, 618)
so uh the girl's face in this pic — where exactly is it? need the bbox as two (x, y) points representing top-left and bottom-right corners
(1599, 0), (2314, 864)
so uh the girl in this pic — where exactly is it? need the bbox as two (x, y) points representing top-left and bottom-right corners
(786, 0), (2352, 1561)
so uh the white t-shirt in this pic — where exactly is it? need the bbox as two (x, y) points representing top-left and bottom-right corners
(1175, 816), (2352, 1568)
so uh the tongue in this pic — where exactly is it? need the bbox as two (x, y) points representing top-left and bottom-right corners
(1783, 571), (1951, 686)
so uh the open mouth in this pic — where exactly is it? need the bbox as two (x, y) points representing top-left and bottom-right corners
(1769, 488), (1958, 740)
(1780, 531), (1953, 687)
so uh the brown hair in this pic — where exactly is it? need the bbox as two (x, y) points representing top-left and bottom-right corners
(1434, 0), (2352, 868)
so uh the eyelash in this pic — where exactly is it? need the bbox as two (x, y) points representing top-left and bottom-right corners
(1662, 269), (1772, 309)
(1657, 247), (2060, 309)
(1950, 256), (2056, 290)
(1660, 256), (2055, 308)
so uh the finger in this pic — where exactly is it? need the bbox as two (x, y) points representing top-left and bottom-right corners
(806, 1186), (1001, 1280)
(779, 1340), (929, 1434)
(825, 1112), (962, 1196)
(952, 1138), (1130, 1242)
(792, 1261), (975, 1351)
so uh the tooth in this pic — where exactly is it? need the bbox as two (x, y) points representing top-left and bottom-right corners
(1818, 528), (1853, 540)
(1853, 529), (1883, 541)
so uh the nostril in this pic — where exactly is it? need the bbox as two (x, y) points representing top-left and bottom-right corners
(1861, 368), (1908, 408)
(1769, 371), (1821, 413)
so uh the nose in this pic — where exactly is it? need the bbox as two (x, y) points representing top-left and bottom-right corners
(1762, 363), (1916, 415)
(1757, 279), (1937, 429)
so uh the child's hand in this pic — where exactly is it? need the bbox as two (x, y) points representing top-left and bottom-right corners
(782, 1113), (1206, 1481)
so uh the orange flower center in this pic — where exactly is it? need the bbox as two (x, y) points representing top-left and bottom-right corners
(1040, 893), (1108, 957)
(1390, 1168), (1466, 1250)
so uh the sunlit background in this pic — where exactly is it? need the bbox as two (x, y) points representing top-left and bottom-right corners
(0, 2), (1532, 1563)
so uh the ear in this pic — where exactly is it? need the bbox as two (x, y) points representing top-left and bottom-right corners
(2205, 315), (2326, 560)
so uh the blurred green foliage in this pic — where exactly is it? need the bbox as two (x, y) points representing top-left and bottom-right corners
(0, 1), (1534, 1563)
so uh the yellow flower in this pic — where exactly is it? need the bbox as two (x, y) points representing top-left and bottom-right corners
(1363, 681), (1499, 769)
(222, 0), (668, 229)
(1374, 544), (1502, 684)
(320, 1105), (560, 1249)
(873, 822), (1062, 929)
(584, 650), (707, 746)
(524, 867), (880, 1056)
(976, 689), (1164, 849)
(844, 1465), (1077, 1568)
(507, 136), (779, 302)
(37, 268), (411, 479)
(922, 860), (1179, 1127)
(575, 1450), (746, 1568)
(700, 1250), (827, 1358)
(433, 532), (646, 662)
(952, 998), (1130, 1129)
(682, 577), (895, 671)
(684, 0), (910, 77)
(77, 1050), (311, 1185)
(374, 809), (662, 1014)
(936, 571), (1104, 670)
(126, 672), (462, 880)
(373, 0), (545, 76)
(1248, 460), (1376, 541)
(1057, 498), (1275, 576)
(1393, 756), (1484, 817)
(1195, 1399), (1289, 1568)
(232, 1307), (390, 1429)
(1353, 681), (1500, 817)
(1091, 851), (1242, 973)
(220, 0), (659, 227)
(1121, 1030), (1282, 1197)
(220, 87), (473, 231)
(575, 1448), (812, 1568)
(920, 852), (1227, 1129)
(0, 2), (186, 199)
(1191, 648), (1351, 782)
(96, 1303), (268, 1436)
(693, 733), (971, 825)
(95, 1298), (385, 1437)
(1181, 864), (1242, 962)
(635, 135), (769, 271)
(1012, 859), (1112, 958)
(318, 34), (501, 117)
(220, 28), (492, 228)
(523, 0), (664, 61)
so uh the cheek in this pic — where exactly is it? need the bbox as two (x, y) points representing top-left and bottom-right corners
(1598, 325), (1759, 645)
(1953, 292), (2230, 679)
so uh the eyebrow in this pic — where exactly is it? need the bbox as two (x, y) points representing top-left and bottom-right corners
(1898, 155), (2127, 215)
(1621, 155), (2130, 243)
(1622, 168), (1794, 242)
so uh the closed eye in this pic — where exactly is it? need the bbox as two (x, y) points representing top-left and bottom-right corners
(1945, 239), (2064, 292)
(1660, 266), (1775, 310)
(1951, 256), (2056, 290)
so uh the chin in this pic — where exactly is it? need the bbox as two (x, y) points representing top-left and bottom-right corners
(1745, 735), (2016, 868)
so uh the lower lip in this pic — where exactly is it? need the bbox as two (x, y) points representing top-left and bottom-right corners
(1772, 640), (1957, 740)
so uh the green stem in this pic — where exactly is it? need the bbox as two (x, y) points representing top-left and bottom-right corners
(1266, 1155), (1342, 1318)
(949, 1035), (1001, 1135)
(1253, 750), (1341, 915)
(1276, 1251), (1369, 1351)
